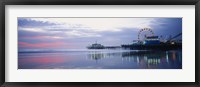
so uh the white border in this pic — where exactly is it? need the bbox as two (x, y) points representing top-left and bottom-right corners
(5, 5), (195, 82)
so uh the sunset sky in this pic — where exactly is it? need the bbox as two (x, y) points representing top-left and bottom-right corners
(18, 18), (182, 49)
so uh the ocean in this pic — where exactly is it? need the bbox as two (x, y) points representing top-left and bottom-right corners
(18, 49), (182, 69)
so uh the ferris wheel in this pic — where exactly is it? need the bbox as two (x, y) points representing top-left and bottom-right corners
(138, 28), (154, 41)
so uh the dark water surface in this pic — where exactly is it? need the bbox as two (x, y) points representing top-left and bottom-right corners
(18, 49), (182, 69)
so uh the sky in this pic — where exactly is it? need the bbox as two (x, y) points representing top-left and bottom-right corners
(18, 18), (182, 49)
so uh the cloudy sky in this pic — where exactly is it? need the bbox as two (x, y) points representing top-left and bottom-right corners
(18, 17), (182, 49)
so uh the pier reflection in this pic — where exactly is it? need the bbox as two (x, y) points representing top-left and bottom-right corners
(87, 50), (182, 69)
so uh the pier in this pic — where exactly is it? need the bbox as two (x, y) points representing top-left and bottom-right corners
(104, 46), (121, 49)
(87, 28), (182, 50)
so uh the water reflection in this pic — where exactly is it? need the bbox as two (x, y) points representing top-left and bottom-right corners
(18, 50), (182, 69)
(87, 50), (182, 69)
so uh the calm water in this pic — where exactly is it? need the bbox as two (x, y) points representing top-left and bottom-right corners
(18, 49), (182, 69)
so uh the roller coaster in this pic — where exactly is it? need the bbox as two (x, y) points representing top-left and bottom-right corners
(121, 28), (182, 50)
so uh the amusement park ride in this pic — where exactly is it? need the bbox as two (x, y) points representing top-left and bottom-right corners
(87, 28), (182, 50)
(135, 28), (181, 44)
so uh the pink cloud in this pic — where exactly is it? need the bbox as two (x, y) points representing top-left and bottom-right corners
(20, 36), (63, 39)
(19, 42), (72, 49)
